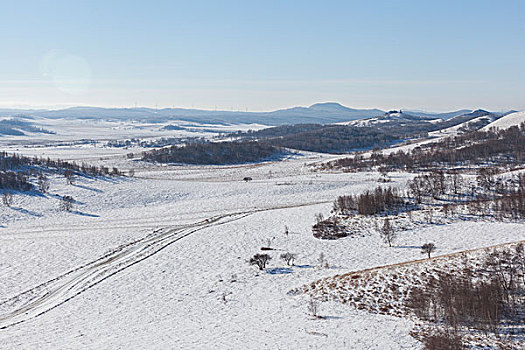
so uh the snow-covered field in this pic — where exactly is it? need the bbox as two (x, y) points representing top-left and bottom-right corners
(0, 137), (524, 349)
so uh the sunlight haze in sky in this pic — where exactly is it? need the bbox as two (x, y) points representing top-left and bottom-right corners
(1, 0), (524, 111)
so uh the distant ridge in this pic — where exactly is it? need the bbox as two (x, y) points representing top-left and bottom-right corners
(0, 103), (384, 126)
(0, 104), (515, 127)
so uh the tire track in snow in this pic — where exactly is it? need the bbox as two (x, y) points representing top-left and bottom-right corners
(0, 200), (330, 329)
(0, 212), (250, 329)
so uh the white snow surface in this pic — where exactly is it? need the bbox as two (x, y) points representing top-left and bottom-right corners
(0, 145), (524, 348)
(482, 110), (525, 130)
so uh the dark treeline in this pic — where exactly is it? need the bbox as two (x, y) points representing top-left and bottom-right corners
(409, 245), (525, 343)
(0, 171), (32, 191)
(239, 124), (414, 153)
(0, 152), (122, 191)
(324, 123), (525, 170)
(142, 141), (283, 165)
(333, 186), (403, 215)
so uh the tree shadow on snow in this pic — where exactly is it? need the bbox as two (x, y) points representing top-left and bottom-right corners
(10, 206), (42, 217)
(294, 264), (313, 269)
(72, 184), (103, 193)
(322, 315), (344, 320)
(395, 245), (423, 249)
(266, 267), (293, 275)
(70, 210), (100, 218)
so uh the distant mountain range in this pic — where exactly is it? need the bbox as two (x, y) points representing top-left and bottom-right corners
(0, 103), (504, 126)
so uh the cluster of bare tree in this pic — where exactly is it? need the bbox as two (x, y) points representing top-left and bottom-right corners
(249, 252), (296, 270)
(0, 170), (32, 191)
(408, 245), (525, 346)
(333, 186), (404, 215)
(410, 171), (525, 220)
(0, 152), (122, 177)
(0, 152), (123, 193)
(407, 171), (460, 203)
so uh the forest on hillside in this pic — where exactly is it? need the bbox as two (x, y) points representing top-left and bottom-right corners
(322, 123), (525, 171)
(142, 141), (283, 165)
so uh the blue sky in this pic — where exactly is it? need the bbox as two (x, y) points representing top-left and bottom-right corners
(1, 0), (524, 111)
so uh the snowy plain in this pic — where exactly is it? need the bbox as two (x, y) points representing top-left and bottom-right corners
(0, 122), (524, 349)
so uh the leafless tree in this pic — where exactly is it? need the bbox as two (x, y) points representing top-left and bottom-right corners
(38, 173), (50, 193)
(128, 168), (135, 177)
(421, 243), (436, 258)
(308, 298), (321, 318)
(317, 252), (329, 268)
(60, 195), (74, 211)
(425, 209), (434, 224)
(64, 170), (75, 185)
(380, 218), (396, 247)
(451, 172), (463, 195)
(280, 252), (296, 266)
(2, 190), (13, 207)
(249, 254), (271, 270)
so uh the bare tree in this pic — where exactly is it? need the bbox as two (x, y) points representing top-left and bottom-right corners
(128, 168), (135, 177)
(317, 252), (329, 268)
(451, 172), (463, 195)
(60, 195), (74, 211)
(280, 252), (296, 266)
(2, 190), (13, 207)
(308, 298), (321, 318)
(249, 253), (271, 270)
(380, 218), (396, 247)
(284, 225), (289, 236)
(38, 173), (50, 193)
(421, 243), (436, 258)
(64, 170), (75, 185)
(424, 209), (434, 224)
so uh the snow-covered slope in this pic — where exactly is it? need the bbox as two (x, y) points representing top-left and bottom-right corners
(342, 111), (440, 127)
(482, 111), (525, 130)
(429, 115), (498, 137)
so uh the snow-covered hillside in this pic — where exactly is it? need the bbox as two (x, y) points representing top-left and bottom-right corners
(482, 110), (525, 130)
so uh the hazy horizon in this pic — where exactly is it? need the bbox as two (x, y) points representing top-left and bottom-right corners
(0, 101), (499, 115)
